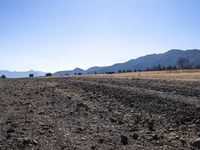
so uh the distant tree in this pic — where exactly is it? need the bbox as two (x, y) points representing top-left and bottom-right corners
(177, 57), (190, 69)
(1, 75), (6, 79)
(157, 64), (162, 71)
(45, 73), (52, 77)
(146, 68), (152, 71)
(195, 65), (200, 69)
(152, 64), (162, 71)
(78, 73), (82, 75)
(118, 70), (122, 73)
(29, 74), (34, 77)
(167, 65), (173, 70)
(173, 65), (177, 70)
(107, 71), (115, 74)
(162, 66), (166, 70)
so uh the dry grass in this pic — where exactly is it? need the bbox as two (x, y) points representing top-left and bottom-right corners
(80, 69), (200, 81)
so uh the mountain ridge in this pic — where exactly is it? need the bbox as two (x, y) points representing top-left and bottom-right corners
(54, 49), (200, 76)
(0, 70), (46, 78)
(1, 49), (200, 78)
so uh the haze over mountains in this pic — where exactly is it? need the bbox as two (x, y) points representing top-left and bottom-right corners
(1, 49), (200, 78)
(54, 49), (200, 76)
(0, 70), (45, 78)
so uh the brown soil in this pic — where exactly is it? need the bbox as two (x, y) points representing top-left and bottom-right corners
(1, 76), (200, 150)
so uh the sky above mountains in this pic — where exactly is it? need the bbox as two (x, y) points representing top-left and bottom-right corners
(0, 0), (200, 72)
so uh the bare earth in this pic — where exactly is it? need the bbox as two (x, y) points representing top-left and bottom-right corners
(1, 71), (200, 150)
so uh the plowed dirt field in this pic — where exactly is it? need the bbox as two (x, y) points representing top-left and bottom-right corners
(1, 75), (200, 149)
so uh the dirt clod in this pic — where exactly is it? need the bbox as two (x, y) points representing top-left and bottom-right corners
(121, 135), (128, 145)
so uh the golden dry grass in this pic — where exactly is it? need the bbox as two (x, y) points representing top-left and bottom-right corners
(80, 69), (200, 81)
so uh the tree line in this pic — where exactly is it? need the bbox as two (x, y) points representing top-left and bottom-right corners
(93, 57), (200, 75)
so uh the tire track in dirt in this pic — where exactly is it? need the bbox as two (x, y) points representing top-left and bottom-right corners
(66, 78), (200, 125)
(77, 77), (200, 98)
(57, 78), (187, 149)
(59, 77), (199, 149)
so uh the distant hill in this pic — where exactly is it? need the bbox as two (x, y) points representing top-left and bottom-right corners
(53, 68), (84, 76)
(0, 70), (46, 78)
(54, 49), (200, 76)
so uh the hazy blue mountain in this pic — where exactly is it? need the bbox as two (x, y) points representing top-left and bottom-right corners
(53, 49), (200, 76)
(0, 70), (46, 78)
(95, 49), (200, 73)
(53, 68), (84, 76)
(86, 66), (107, 74)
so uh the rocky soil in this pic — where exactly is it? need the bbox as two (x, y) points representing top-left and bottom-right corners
(1, 76), (200, 150)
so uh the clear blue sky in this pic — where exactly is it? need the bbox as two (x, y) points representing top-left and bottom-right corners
(0, 0), (200, 72)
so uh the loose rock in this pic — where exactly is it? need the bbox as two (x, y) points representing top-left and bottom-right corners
(192, 138), (200, 148)
(121, 135), (128, 145)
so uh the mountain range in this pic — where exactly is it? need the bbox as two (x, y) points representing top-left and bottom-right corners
(1, 49), (200, 78)
(54, 49), (200, 76)
(0, 70), (46, 78)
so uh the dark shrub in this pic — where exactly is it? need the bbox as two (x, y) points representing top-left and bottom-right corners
(107, 72), (115, 74)
(195, 65), (200, 69)
(45, 73), (52, 77)
(29, 74), (34, 77)
(118, 70), (122, 73)
(1, 75), (6, 78)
